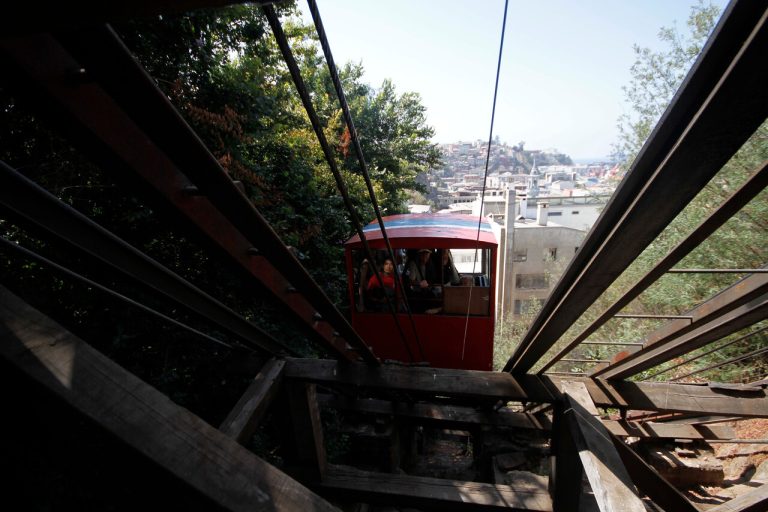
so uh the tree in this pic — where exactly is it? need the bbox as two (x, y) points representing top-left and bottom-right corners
(2, 0), (445, 353)
(335, 77), (442, 214)
(612, 0), (721, 166)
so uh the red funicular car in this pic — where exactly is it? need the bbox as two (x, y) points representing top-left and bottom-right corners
(345, 214), (497, 371)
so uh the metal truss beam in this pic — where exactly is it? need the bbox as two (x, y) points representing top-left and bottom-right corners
(0, 28), (377, 363)
(505, 1), (768, 374)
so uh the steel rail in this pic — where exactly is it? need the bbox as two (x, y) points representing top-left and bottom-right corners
(0, 235), (236, 350)
(597, 293), (768, 380)
(668, 268), (768, 273)
(643, 325), (768, 380)
(581, 342), (645, 347)
(594, 270), (768, 378)
(670, 345), (768, 382)
(504, 1), (768, 374)
(0, 161), (291, 355)
(613, 314), (694, 320)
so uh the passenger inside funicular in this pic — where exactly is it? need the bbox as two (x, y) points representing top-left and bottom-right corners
(366, 257), (395, 311)
(353, 247), (491, 316)
(439, 249), (461, 286)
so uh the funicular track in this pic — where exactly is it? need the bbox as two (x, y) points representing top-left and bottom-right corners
(1, 1), (767, 511)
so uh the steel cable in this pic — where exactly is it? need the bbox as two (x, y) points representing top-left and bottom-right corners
(305, 0), (425, 362)
(264, 5), (414, 363)
(462, 0), (510, 361)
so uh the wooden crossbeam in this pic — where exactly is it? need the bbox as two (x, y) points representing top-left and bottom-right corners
(285, 382), (326, 482)
(560, 381), (646, 512)
(603, 420), (735, 440)
(0, 286), (336, 511)
(317, 394), (548, 431)
(219, 357), (285, 444)
(563, 381), (709, 511)
(319, 464), (553, 511)
(582, 378), (768, 418)
(285, 358), (557, 402)
(550, 403), (584, 511)
(610, 433), (700, 512)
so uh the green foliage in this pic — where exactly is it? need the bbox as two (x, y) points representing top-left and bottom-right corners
(1, 2), (440, 422)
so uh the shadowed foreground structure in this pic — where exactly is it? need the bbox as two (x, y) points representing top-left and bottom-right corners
(1, 1), (767, 510)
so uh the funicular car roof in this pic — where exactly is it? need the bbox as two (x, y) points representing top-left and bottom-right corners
(344, 214), (498, 250)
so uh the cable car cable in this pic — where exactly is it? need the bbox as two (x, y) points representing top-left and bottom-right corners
(305, 0), (426, 362)
(462, 0), (509, 361)
(264, 5), (416, 363)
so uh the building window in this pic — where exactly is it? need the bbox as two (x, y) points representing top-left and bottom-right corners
(513, 249), (527, 262)
(549, 211), (562, 216)
(514, 298), (545, 315)
(515, 273), (549, 290)
(572, 210), (580, 215)
(545, 248), (557, 261)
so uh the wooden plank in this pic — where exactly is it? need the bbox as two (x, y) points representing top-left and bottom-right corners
(561, 381), (646, 512)
(602, 420), (735, 440)
(317, 394), (548, 430)
(550, 403), (584, 511)
(219, 357), (285, 444)
(0, 286), (336, 512)
(319, 464), (553, 511)
(285, 381), (326, 481)
(706, 483), (768, 512)
(610, 434), (700, 512)
(285, 358), (556, 402)
(551, 377), (768, 418)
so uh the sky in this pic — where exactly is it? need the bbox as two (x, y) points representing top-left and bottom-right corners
(298, 0), (728, 161)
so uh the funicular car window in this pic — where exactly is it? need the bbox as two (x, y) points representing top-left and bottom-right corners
(352, 248), (490, 316)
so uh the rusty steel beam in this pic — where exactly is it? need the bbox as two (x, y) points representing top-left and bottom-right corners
(539, 161), (768, 373)
(1, 2), (284, 36)
(0, 29), (378, 363)
(644, 325), (768, 380)
(670, 345), (768, 382)
(0, 235), (234, 350)
(668, 268), (768, 273)
(505, 1), (768, 374)
(0, 161), (291, 356)
(595, 291), (768, 380)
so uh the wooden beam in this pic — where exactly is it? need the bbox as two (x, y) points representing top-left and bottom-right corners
(285, 381), (326, 481)
(610, 434), (700, 512)
(319, 464), (553, 511)
(3, 2), (283, 35)
(0, 29), (374, 363)
(317, 394), (549, 431)
(560, 381), (646, 512)
(219, 357), (285, 444)
(285, 358), (558, 402)
(706, 483), (768, 512)
(0, 286), (336, 512)
(603, 420), (735, 440)
(583, 378), (768, 418)
(550, 403), (583, 511)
